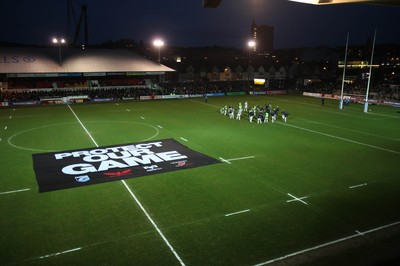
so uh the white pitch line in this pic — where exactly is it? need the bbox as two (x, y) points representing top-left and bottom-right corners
(157, 125), (163, 129)
(226, 156), (255, 162)
(219, 157), (231, 164)
(287, 197), (308, 203)
(219, 156), (255, 164)
(298, 118), (398, 141)
(349, 183), (367, 189)
(38, 247), (81, 259)
(0, 188), (31, 195)
(140, 116), (145, 120)
(4, 126), (7, 130)
(9, 116), (12, 119)
(287, 193), (308, 205)
(67, 105), (99, 147)
(126, 109), (131, 112)
(67, 105), (186, 266)
(121, 180), (185, 265)
(225, 209), (250, 217)
(180, 137), (188, 142)
(254, 221), (400, 266)
(355, 230), (364, 236)
(280, 122), (400, 155)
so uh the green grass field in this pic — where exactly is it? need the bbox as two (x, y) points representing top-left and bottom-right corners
(1, 94), (400, 265)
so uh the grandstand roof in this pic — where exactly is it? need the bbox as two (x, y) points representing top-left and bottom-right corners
(0, 47), (175, 74)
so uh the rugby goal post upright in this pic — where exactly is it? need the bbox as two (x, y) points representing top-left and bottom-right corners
(364, 29), (377, 113)
(339, 32), (349, 110)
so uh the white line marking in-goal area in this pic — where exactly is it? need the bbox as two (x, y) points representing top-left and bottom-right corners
(180, 137), (188, 142)
(253, 221), (400, 266)
(225, 209), (250, 217)
(279, 122), (400, 155)
(0, 188), (31, 195)
(67, 105), (186, 266)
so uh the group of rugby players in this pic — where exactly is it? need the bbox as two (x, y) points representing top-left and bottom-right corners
(220, 101), (289, 124)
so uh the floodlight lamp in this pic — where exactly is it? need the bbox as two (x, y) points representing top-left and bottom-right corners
(52, 38), (66, 44)
(153, 39), (164, 47)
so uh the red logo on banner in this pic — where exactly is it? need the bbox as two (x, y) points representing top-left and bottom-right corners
(103, 169), (132, 177)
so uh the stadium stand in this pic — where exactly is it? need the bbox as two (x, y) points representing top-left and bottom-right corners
(0, 47), (174, 104)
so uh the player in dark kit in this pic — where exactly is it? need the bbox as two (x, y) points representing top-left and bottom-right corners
(281, 109), (289, 123)
(249, 109), (254, 123)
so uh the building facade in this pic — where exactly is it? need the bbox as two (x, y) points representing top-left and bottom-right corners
(251, 20), (274, 53)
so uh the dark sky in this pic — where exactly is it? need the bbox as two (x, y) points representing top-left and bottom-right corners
(1, 0), (399, 49)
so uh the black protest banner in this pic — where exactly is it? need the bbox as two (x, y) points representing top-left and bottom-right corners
(32, 138), (220, 192)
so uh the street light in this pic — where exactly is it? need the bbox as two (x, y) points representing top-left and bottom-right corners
(153, 39), (164, 64)
(52, 37), (66, 66)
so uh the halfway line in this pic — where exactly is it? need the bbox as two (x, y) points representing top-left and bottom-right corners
(67, 105), (99, 147)
(67, 105), (185, 266)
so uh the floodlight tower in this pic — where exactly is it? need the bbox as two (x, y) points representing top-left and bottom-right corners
(247, 40), (256, 94)
(153, 39), (164, 64)
(53, 37), (66, 66)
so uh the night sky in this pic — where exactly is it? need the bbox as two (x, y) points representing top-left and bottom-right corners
(1, 0), (399, 49)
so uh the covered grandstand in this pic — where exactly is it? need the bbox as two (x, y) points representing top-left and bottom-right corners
(0, 47), (175, 105)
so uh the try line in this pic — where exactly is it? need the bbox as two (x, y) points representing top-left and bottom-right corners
(67, 105), (186, 266)
(279, 122), (400, 155)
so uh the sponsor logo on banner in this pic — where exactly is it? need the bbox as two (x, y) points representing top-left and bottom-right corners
(32, 138), (220, 192)
(143, 165), (162, 172)
(75, 175), (90, 182)
(103, 169), (132, 177)
(170, 160), (193, 168)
